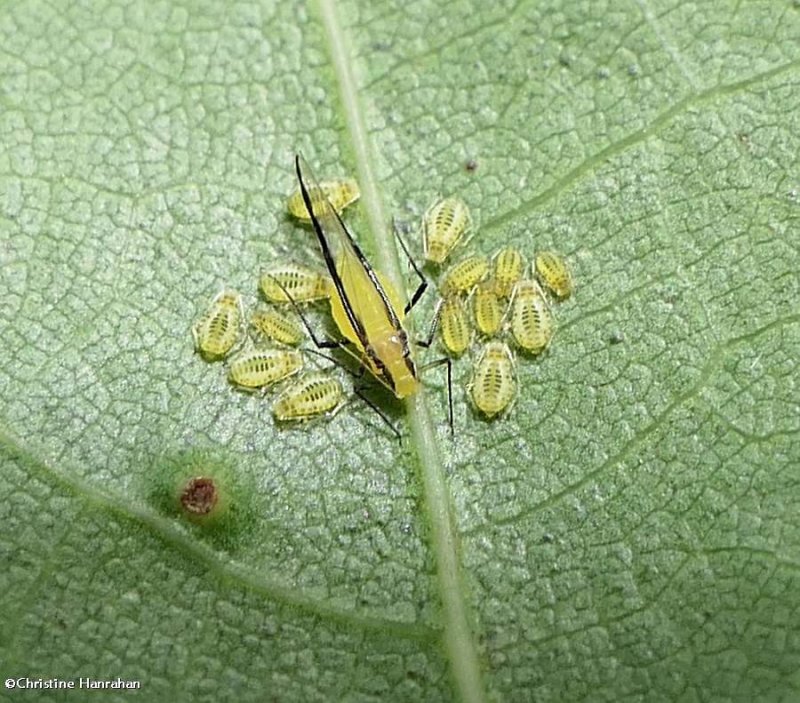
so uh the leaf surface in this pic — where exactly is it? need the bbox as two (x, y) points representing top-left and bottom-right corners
(1, 1), (799, 701)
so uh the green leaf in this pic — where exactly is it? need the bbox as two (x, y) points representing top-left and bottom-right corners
(1, 0), (798, 701)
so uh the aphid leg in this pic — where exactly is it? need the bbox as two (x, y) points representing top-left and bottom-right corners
(392, 217), (429, 315)
(415, 298), (444, 349)
(419, 355), (454, 436)
(264, 273), (342, 351)
(353, 388), (401, 442)
(305, 347), (399, 441)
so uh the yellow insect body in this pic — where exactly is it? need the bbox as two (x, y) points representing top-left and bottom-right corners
(228, 348), (303, 390)
(192, 289), (243, 360)
(470, 341), (516, 418)
(472, 280), (505, 337)
(272, 373), (345, 421)
(259, 264), (330, 304)
(492, 247), (525, 298)
(423, 196), (472, 264)
(509, 280), (554, 354)
(535, 250), (574, 299)
(250, 307), (305, 346)
(287, 178), (360, 222)
(438, 295), (472, 356)
(296, 156), (420, 400)
(440, 255), (490, 295)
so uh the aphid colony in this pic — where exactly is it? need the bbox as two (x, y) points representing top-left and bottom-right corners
(431, 241), (573, 418)
(191, 158), (574, 430)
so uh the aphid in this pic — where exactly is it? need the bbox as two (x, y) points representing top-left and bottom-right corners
(228, 348), (304, 390)
(439, 255), (490, 296)
(192, 289), (243, 360)
(250, 306), (305, 346)
(272, 372), (345, 421)
(535, 250), (574, 299)
(472, 280), (505, 337)
(509, 279), (554, 354)
(470, 341), (516, 418)
(287, 178), (360, 222)
(437, 295), (472, 356)
(259, 264), (330, 304)
(492, 246), (525, 298)
(292, 155), (454, 432)
(422, 196), (472, 265)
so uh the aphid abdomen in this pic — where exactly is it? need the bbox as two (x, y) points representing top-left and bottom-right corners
(492, 247), (525, 298)
(535, 250), (574, 299)
(472, 280), (505, 337)
(509, 280), (554, 354)
(193, 289), (243, 360)
(470, 341), (516, 417)
(228, 348), (304, 389)
(423, 197), (471, 265)
(439, 295), (472, 356)
(287, 178), (360, 222)
(260, 264), (330, 303)
(250, 307), (305, 346)
(272, 373), (344, 420)
(440, 255), (490, 295)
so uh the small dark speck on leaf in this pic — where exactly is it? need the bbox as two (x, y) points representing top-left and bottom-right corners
(559, 54), (572, 67)
(542, 533), (554, 544)
(181, 476), (219, 515)
(609, 330), (625, 345)
(596, 67), (611, 79)
(371, 40), (392, 51)
(627, 64), (639, 77)
(465, 158), (478, 172)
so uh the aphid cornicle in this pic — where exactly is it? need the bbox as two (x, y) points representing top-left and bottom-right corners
(472, 280), (505, 337)
(287, 178), (360, 222)
(492, 246), (525, 298)
(509, 279), (554, 354)
(470, 341), (516, 418)
(535, 250), (574, 299)
(250, 307), (305, 346)
(259, 264), (330, 304)
(439, 255), (490, 296)
(272, 372), (345, 421)
(192, 289), (244, 360)
(422, 196), (472, 265)
(228, 348), (304, 390)
(437, 295), (472, 356)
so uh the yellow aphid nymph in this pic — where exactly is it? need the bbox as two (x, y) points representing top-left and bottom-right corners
(259, 264), (330, 304)
(437, 295), (472, 356)
(470, 341), (516, 418)
(509, 279), (554, 354)
(472, 280), (505, 337)
(272, 373), (345, 421)
(422, 196), (472, 265)
(492, 246), (525, 298)
(439, 255), (490, 295)
(535, 250), (574, 299)
(287, 178), (360, 222)
(250, 307), (305, 346)
(228, 348), (304, 390)
(192, 289), (244, 361)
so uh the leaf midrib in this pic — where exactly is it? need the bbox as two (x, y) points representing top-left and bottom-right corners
(315, 0), (487, 700)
